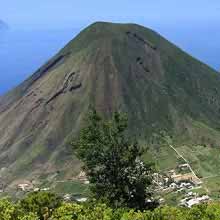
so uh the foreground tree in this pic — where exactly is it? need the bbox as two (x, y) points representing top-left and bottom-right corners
(0, 198), (16, 220)
(19, 192), (61, 220)
(73, 110), (155, 210)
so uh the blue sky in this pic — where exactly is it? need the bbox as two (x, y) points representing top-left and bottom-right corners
(1, 0), (220, 29)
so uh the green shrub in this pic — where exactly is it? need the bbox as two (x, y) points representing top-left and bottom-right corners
(1, 190), (220, 220)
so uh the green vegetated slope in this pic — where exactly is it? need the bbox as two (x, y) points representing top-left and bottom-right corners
(0, 22), (220, 186)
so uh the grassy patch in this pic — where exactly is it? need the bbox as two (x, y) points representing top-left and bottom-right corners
(203, 177), (220, 199)
(53, 181), (89, 195)
(143, 144), (179, 172)
(162, 191), (185, 206)
(191, 187), (207, 196)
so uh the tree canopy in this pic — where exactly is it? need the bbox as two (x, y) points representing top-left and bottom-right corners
(73, 110), (154, 210)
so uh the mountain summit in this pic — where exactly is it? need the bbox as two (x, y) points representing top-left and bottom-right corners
(1, 22), (220, 183)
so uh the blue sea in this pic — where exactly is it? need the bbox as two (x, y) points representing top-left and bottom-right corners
(0, 29), (78, 95)
(158, 25), (220, 72)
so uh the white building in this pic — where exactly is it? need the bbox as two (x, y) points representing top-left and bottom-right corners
(182, 195), (210, 207)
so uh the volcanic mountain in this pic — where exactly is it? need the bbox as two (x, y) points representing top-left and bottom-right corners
(1, 22), (220, 184)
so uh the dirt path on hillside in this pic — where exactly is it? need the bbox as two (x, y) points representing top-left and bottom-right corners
(168, 145), (201, 181)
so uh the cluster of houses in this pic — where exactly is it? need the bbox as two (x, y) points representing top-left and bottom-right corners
(153, 163), (202, 189)
(17, 181), (50, 192)
(180, 192), (210, 207)
(14, 170), (90, 193)
(168, 169), (202, 191)
(153, 164), (211, 207)
(63, 193), (88, 203)
(15, 179), (89, 203)
(10, 171), (90, 203)
(76, 171), (90, 185)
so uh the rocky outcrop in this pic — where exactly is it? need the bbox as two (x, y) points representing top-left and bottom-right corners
(126, 31), (157, 50)
(46, 71), (82, 104)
